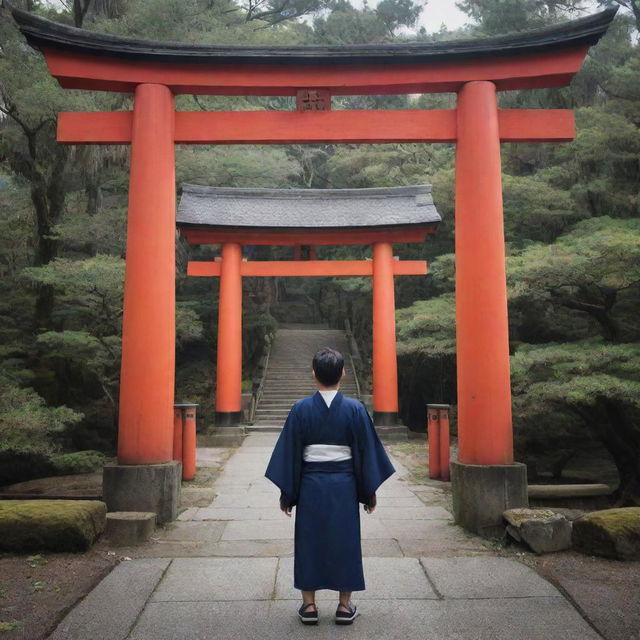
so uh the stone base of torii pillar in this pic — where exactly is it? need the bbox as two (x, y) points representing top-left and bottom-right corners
(102, 461), (182, 525)
(451, 461), (528, 538)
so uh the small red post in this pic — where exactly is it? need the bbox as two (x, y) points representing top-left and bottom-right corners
(175, 403), (198, 481)
(427, 406), (440, 479)
(172, 407), (183, 462)
(439, 405), (451, 481)
(427, 404), (450, 481)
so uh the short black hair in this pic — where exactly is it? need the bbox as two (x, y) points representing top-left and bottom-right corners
(312, 347), (344, 387)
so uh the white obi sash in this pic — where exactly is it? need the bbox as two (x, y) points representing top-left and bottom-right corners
(303, 444), (352, 462)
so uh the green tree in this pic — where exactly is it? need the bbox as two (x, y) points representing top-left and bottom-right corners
(512, 341), (640, 505)
(508, 218), (640, 343)
(456, 0), (587, 34)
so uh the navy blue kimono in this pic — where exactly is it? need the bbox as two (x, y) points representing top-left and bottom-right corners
(265, 391), (395, 591)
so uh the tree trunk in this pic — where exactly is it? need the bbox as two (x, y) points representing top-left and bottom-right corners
(584, 402), (640, 506)
(603, 401), (640, 506)
(30, 146), (69, 329)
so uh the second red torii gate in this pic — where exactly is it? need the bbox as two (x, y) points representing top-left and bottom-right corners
(177, 183), (440, 426)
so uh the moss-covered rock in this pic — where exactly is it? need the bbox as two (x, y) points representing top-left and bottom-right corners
(0, 500), (107, 552)
(572, 507), (640, 560)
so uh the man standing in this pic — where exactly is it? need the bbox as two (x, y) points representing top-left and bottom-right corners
(265, 347), (395, 625)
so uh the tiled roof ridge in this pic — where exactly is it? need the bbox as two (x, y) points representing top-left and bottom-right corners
(181, 184), (432, 200)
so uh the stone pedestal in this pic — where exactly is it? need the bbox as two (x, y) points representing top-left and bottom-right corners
(103, 461), (181, 525)
(215, 411), (243, 428)
(373, 411), (398, 426)
(451, 461), (528, 538)
(105, 511), (156, 546)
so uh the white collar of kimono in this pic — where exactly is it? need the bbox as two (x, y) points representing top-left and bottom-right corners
(318, 389), (339, 407)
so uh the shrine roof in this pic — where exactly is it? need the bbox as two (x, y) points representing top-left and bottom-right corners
(7, 4), (616, 66)
(176, 185), (441, 231)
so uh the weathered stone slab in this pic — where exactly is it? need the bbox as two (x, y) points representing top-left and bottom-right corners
(210, 492), (251, 508)
(150, 557), (278, 601)
(177, 507), (199, 521)
(359, 517), (393, 539)
(275, 557), (437, 600)
(371, 495), (426, 508)
(504, 508), (572, 554)
(375, 485), (418, 498)
(397, 538), (487, 557)
(193, 507), (262, 521)
(127, 596), (601, 640)
(221, 518), (294, 540)
(572, 507), (640, 560)
(105, 511), (156, 546)
(420, 557), (560, 599)
(49, 558), (171, 640)
(361, 538), (404, 557)
(378, 518), (464, 540)
(370, 506), (451, 520)
(157, 520), (225, 542)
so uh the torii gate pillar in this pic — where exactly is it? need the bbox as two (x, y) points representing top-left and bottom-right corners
(216, 243), (244, 427)
(103, 83), (181, 524)
(451, 81), (527, 537)
(372, 242), (399, 425)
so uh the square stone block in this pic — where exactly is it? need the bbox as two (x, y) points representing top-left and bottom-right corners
(360, 517), (392, 539)
(193, 507), (262, 521)
(370, 506), (451, 520)
(127, 597), (601, 640)
(105, 511), (156, 546)
(275, 557), (437, 600)
(379, 519), (462, 540)
(157, 521), (225, 543)
(221, 518), (294, 540)
(420, 557), (561, 599)
(49, 558), (170, 640)
(150, 557), (278, 602)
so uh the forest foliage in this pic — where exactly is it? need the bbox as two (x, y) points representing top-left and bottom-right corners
(0, 0), (639, 502)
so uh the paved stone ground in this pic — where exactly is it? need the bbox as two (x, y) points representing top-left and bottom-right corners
(48, 434), (602, 639)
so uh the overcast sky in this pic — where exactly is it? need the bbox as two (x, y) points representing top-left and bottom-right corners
(419, 0), (469, 32)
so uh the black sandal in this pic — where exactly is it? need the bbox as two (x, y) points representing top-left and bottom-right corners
(335, 602), (358, 625)
(298, 602), (318, 625)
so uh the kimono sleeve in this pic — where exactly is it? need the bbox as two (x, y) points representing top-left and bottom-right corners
(352, 402), (395, 505)
(264, 403), (303, 508)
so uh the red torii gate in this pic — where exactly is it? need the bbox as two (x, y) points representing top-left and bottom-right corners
(176, 184), (440, 427)
(7, 5), (616, 531)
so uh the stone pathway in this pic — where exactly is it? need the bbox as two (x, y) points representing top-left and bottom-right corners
(48, 434), (601, 639)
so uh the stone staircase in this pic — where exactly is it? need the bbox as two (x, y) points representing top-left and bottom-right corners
(248, 324), (407, 440)
(248, 325), (359, 432)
